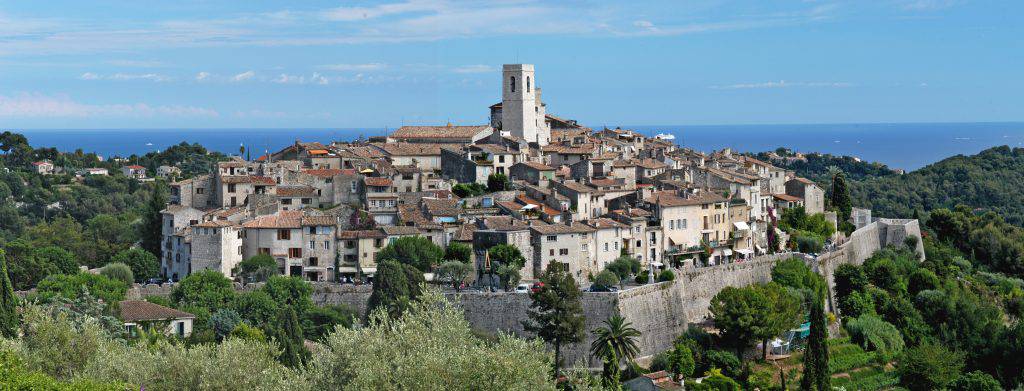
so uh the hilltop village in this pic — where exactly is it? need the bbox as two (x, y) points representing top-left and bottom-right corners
(158, 64), (833, 286)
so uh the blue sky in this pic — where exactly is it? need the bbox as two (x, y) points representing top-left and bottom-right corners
(0, 0), (1021, 129)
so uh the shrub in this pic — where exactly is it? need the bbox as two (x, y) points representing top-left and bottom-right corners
(897, 343), (964, 391)
(844, 314), (904, 359)
(658, 270), (675, 282)
(108, 248), (159, 282)
(704, 350), (741, 379)
(592, 271), (619, 290)
(635, 273), (649, 284)
(34, 272), (128, 304)
(949, 370), (1002, 391)
(99, 263), (133, 286)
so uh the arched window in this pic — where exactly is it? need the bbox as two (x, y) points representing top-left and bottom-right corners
(510, 76), (516, 92)
(527, 76), (531, 92)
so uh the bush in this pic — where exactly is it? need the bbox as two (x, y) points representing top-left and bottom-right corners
(108, 248), (159, 282)
(844, 314), (904, 359)
(704, 350), (741, 379)
(208, 309), (242, 341)
(34, 272), (128, 304)
(897, 343), (964, 391)
(229, 322), (266, 342)
(99, 263), (133, 286)
(658, 270), (675, 282)
(592, 271), (618, 289)
(949, 370), (1002, 391)
(606, 256), (641, 280)
(635, 273), (649, 284)
(234, 254), (278, 283)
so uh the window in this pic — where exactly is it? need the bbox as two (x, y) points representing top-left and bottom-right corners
(582, 244), (589, 251)
(288, 248), (302, 258)
(498, 155), (505, 163)
(237, 230), (244, 239)
(323, 241), (331, 249)
(196, 188), (204, 194)
(681, 219), (687, 229)
(546, 235), (557, 242)
(350, 182), (357, 192)
(346, 240), (355, 249)
(549, 249), (555, 256)
(189, 219), (199, 225)
(277, 229), (291, 240)
(309, 240), (315, 249)
(282, 198), (293, 205)
(301, 198), (312, 204)
(258, 247), (270, 254)
(614, 242), (619, 251)
(526, 76), (531, 92)
(510, 76), (516, 92)
(559, 248), (568, 256)
(228, 183), (236, 193)
(237, 246), (243, 255)
(636, 240), (642, 247)
(308, 227), (316, 234)
(603, 243), (609, 252)
(669, 220), (674, 230)
(634, 226), (641, 233)
(308, 257), (318, 266)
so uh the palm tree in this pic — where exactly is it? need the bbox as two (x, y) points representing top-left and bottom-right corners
(590, 315), (642, 363)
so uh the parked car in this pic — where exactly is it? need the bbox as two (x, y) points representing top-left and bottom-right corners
(514, 283), (530, 293)
(144, 278), (163, 285)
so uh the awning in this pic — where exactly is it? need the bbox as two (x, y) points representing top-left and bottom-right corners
(736, 249), (754, 255)
(652, 262), (664, 267)
(336, 267), (359, 273)
(722, 249), (733, 256)
(733, 221), (750, 231)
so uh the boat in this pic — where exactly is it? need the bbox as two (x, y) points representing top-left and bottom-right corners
(654, 133), (676, 140)
(145, 142), (153, 146)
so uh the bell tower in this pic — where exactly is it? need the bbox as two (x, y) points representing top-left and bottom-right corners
(501, 64), (549, 146)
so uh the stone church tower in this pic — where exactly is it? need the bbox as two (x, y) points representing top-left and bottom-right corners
(501, 64), (550, 146)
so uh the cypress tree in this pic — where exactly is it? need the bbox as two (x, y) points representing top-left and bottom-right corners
(523, 263), (585, 378)
(830, 171), (852, 223)
(801, 299), (830, 391)
(0, 249), (18, 337)
(276, 305), (309, 368)
(365, 259), (411, 320)
(141, 183), (167, 257)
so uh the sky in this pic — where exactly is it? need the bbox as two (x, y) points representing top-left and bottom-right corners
(0, 0), (1021, 129)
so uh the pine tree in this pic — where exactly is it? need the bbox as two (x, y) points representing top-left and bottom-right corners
(523, 263), (585, 378)
(365, 259), (412, 320)
(0, 250), (18, 337)
(801, 298), (830, 391)
(141, 183), (167, 258)
(276, 305), (309, 368)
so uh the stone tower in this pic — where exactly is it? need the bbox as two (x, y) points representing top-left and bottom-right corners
(501, 64), (550, 146)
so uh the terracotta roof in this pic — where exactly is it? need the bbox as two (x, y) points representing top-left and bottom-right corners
(586, 218), (627, 229)
(423, 198), (460, 217)
(221, 175), (257, 184)
(301, 215), (336, 226)
(276, 186), (318, 197)
(610, 208), (652, 218)
(381, 225), (422, 236)
(589, 178), (624, 188)
(390, 125), (491, 140)
(514, 194), (561, 216)
(194, 220), (236, 228)
(453, 223), (477, 241)
(773, 193), (803, 202)
(307, 149), (330, 155)
(517, 161), (554, 171)
(364, 177), (393, 187)
(242, 210), (303, 229)
(645, 191), (726, 207)
(119, 300), (195, 322)
(32, 161), (50, 166)
(303, 168), (344, 178)
(481, 216), (532, 231)
(126, 165), (145, 169)
(337, 229), (386, 239)
(530, 222), (595, 235)
(374, 142), (453, 156)
(634, 158), (668, 170)
(252, 176), (276, 185)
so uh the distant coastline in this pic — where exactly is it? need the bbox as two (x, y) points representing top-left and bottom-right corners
(15, 121), (1024, 171)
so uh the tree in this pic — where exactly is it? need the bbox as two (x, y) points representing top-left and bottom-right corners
(844, 314), (904, 359)
(524, 263), (585, 377)
(99, 262), (134, 285)
(208, 308), (242, 341)
(262, 275), (313, 312)
(658, 270), (675, 282)
(710, 286), (771, 358)
(232, 290), (279, 329)
(444, 242), (473, 264)
(495, 263), (521, 291)
(829, 171), (852, 224)
(307, 289), (553, 390)
(897, 343), (964, 391)
(140, 182), (167, 257)
(235, 254), (279, 283)
(301, 304), (355, 341)
(605, 256), (641, 282)
(436, 260), (472, 291)
(365, 259), (414, 320)
(800, 299), (830, 391)
(590, 315), (641, 364)
(34, 272), (128, 304)
(489, 244), (527, 291)
(170, 270), (237, 317)
(949, 371), (1002, 391)
(34, 246), (79, 275)
(376, 236), (444, 272)
(591, 271), (619, 291)
(109, 248), (159, 282)
(274, 305), (309, 368)
(758, 283), (802, 360)
(668, 343), (695, 380)
(0, 249), (18, 338)
(487, 173), (511, 192)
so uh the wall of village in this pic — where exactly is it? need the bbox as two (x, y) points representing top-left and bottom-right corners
(63, 218), (921, 368)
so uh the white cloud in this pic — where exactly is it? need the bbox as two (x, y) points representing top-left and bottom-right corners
(452, 64), (494, 74)
(899, 0), (959, 11)
(232, 70), (256, 82)
(710, 80), (854, 89)
(317, 63), (387, 71)
(195, 71), (211, 81)
(79, 72), (170, 82)
(107, 59), (165, 67)
(634, 20), (654, 28)
(320, 1), (442, 21)
(0, 92), (218, 118)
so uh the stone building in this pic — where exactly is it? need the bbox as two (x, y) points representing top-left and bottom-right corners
(785, 177), (825, 214)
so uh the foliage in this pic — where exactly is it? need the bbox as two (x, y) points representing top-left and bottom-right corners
(524, 263), (585, 376)
(3, 241), (80, 290)
(896, 342), (964, 391)
(140, 182), (168, 258)
(605, 256), (641, 281)
(0, 250), (18, 338)
(704, 350), (742, 380)
(489, 244), (527, 291)
(307, 289), (555, 390)
(234, 254), (279, 283)
(272, 306), (308, 368)
(950, 371), (1003, 391)
(590, 315), (641, 364)
(709, 285), (771, 358)
(34, 272), (128, 304)
(436, 260), (473, 291)
(759, 283), (802, 359)
(208, 309), (242, 342)
(171, 271), (236, 323)
(487, 173), (511, 192)
(667, 342), (695, 379)
(495, 263), (521, 291)
(657, 269), (675, 282)
(231, 290), (278, 329)
(376, 236), (444, 272)
(771, 257), (826, 303)
(0, 351), (125, 390)
(844, 314), (904, 360)
(99, 262), (134, 285)
(301, 304), (355, 342)
(109, 248), (159, 282)
(779, 207), (835, 239)
(591, 271), (619, 290)
(444, 242), (473, 264)
(829, 171), (853, 224)
(452, 182), (486, 198)
(16, 304), (116, 380)
(688, 368), (740, 391)
(229, 322), (266, 343)
(800, 299), (829, 391)
(365, 259), (420, 320)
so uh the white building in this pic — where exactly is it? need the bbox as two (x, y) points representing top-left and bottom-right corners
(501, 64), (551, 146)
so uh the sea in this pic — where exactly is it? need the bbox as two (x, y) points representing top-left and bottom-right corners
(13, 122), (1024, 171)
